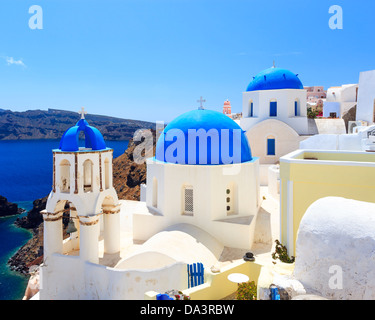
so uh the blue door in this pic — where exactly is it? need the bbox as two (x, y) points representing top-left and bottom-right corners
(270, 102), (277, 117)
(267, 138), (276, 156)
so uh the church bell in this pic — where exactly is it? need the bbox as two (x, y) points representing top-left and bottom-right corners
(66, 218), (77, 234)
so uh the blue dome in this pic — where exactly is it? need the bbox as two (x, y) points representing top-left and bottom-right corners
(59, 118), (106, 152)
(155, 109), (252, 165)
(246, 67), (303, 92)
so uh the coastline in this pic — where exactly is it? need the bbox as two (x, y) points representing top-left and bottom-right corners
(0, 202), (33, 300)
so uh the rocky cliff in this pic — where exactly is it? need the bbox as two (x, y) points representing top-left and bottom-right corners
(0, 196), (23, 217)
(0, 108), (155, 140)
(113, 129), (156, 200)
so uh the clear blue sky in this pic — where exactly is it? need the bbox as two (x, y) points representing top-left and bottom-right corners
(0, 0), (374, 123)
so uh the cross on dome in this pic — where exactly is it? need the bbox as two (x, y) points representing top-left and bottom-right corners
(79, 107), (88, 119)
(197, 96), (206, 110)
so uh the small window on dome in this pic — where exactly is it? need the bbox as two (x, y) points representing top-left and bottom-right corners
(294, 99), (300, 116)
(249, 100), (254, 117)
(270, 101), (277, 117)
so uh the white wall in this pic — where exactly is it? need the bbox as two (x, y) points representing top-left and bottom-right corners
(314, 118), (346, 134)
(241, 88), (308, 135)
(40, 253), (188, 300)
(294, 197), (375, 299)
(356, 70), (375, 124)
(299, 126), (375, 151)
(268, 165), (280, 199)
(139, 159), (260, 249)
(140, 183), (147, 202)
(245, 119), (307, 165)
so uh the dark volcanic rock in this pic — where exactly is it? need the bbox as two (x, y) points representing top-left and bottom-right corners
(0, 195), (23, 217)
(10, 196), (47, 275)
(15, 196), (47, 229)
(8, 224), (44, 275)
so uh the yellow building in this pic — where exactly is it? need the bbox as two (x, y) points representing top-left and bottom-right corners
(280, 149), (375, 256)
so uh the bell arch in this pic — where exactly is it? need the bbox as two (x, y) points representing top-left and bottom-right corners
(83, 159), (93, 193)
(59, 159), (71, 193)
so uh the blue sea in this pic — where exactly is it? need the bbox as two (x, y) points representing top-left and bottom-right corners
(0, 139), (128, 300)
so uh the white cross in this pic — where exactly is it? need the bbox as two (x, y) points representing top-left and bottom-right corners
(78, 107), (88, 119)
(197, 96), (206, 110)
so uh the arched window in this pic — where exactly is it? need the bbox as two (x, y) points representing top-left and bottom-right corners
(152, 177), (158, 208)
(249, 100), (254, 117)
(104, 158), (110, 190)
(267, 136), (276, 156)
(83, 159), (93, 193)
(270, 100), (277, 117)
(294, 99), (300, 116)
(182, 185), (194, 216)
(59, 159), (71, 193)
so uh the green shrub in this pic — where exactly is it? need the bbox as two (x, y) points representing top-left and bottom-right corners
(271, 240), (295, 264)
(236, 281), (257, 300)
(307, 107), (319, 119)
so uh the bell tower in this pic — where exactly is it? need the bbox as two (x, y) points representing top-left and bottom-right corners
(42, 108), (121, 265)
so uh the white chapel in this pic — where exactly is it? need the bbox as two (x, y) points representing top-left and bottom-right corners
(240, 66), (309, 165)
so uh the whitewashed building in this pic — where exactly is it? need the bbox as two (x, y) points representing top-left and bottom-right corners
(323, 84), (358, 118)
(239, 66), (310, 184)
(40, 110), (123, 299)
(38, 108), (265, 300)
(356, 70), (375, 125)
(136, 108), (261, 250)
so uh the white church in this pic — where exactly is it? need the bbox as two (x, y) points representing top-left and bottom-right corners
(240, 66), (310, 165)
(37, 101), (269, 300)
(36, 65), (315, 300)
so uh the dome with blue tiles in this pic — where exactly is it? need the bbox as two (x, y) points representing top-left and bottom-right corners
(246, 67), (303, 92)
(155, 109), (252, 165)
(59, 109), (106, 152)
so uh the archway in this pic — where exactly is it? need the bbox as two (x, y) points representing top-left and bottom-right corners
(54, 200), (80, 255)
(104, 158), (110, 190)
(83, 159), (93, 192)
(59, 159), (71, 193)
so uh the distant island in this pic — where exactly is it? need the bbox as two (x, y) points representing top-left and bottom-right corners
(0, 108), (155, 140)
